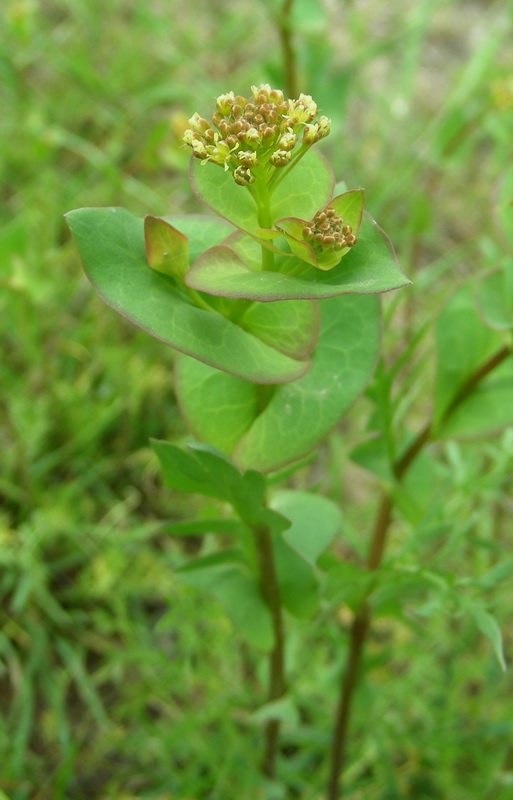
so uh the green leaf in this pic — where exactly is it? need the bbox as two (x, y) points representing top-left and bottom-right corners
(241, 298), (319, 359)
(270, 490), (342, 565)
(320, 556), (372, 611)
(272, 535), (318, 618)
(151, 439), (226, 499)
(274, 218), (319, 267)
(162, 518), (245, 536)
(176, 550), (244, 577)
(433, 284), (501, 426)
(184, 245), (321, 358)
(276, 189), (365, 271)
(369, 568), (434, 617)
(350, 435), (394, 482)
(175, 354), (258, 454)
(331, 189), (365, 230)
(164, 213), (234, 262)
(178, 559), (273, 651)
(190, 147), (334, 238)
(250, 695), (300, 728)
(152, 440), (267, 524)
(436, 364), (513, 439)
(475, 267), (513, 330)
(392, 449), (436, 525)
(234, 294), (381, 471)
(175, 293), (380, 472)
(188, 442), (268, 525)
(460, 597), (506, 671)
(497, 162), (513, 252)
(186, 213), (409, 301)
(66, 207), (311, 384)
(144, 215), (188, 280)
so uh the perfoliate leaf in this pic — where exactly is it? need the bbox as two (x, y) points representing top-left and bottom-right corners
(66, 207), (310, 385)
(175, 354), (258, 454)
(275, 189), (365, 271)
(175, 293), (381, 472)
(233, 293), (381, 471)
(186, 213), (409, 301)
(241, 298), (320, 359)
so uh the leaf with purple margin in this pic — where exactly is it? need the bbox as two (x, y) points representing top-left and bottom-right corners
(66, 207), (310, 384)
(175, 293), (381, 471)
(186, 213), (409, 301)
(275, 190), (364, 271)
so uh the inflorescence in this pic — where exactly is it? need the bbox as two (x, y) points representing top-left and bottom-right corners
(182, 84), (331, 186)
(303, 208), (357, 252)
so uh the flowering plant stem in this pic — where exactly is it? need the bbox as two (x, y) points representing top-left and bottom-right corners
(253, 180), (275, 270)
(278, 0), (298, 98)
(253, 520), (286, 777)
(326, 342), (513, 799)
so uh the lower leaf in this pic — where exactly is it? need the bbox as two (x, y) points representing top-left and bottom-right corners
(175, 293), (381, 471)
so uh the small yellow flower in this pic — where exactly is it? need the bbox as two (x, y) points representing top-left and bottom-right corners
(216, 92), (236, 115)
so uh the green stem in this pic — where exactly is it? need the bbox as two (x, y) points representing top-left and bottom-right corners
(326, 342), (513, 800)
(278, 0), (298, 98)
(187, 288), (216, 313)
(253, 521), (286, 777)
(268, 144), (310, 195)
(255, 179), (275, 271)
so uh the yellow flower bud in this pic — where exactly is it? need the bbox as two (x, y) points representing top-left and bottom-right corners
(233, 165), (255, 185)
(278, 130), (297, 151)
(302, 124), (319, 145)
(216, 92), (235, 115)
(187, 112), (210, 133)
(269, 149), (292, 167)
(317, 116), (331, 138)
(237, 150), (258, 167)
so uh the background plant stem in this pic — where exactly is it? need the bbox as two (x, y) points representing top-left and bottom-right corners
(326, 342), (513, 799)
(279, 0), (298, 98)
(253, 522), (286, 777)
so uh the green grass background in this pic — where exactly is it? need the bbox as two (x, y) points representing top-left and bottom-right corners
(1, 0), (513, 797)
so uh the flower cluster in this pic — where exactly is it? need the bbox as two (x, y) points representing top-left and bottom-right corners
(302, 207), (357, 253)
(182, 84), (331, 186)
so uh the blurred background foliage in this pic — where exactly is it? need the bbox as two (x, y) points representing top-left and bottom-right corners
(1, 0), (513, 797)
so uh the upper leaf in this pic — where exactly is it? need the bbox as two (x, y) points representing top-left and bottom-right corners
(275, 189), (365, 271)
(190, 147), (334, 240)
(185, 212), (409, 301)
(66, 207), (311, 385)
